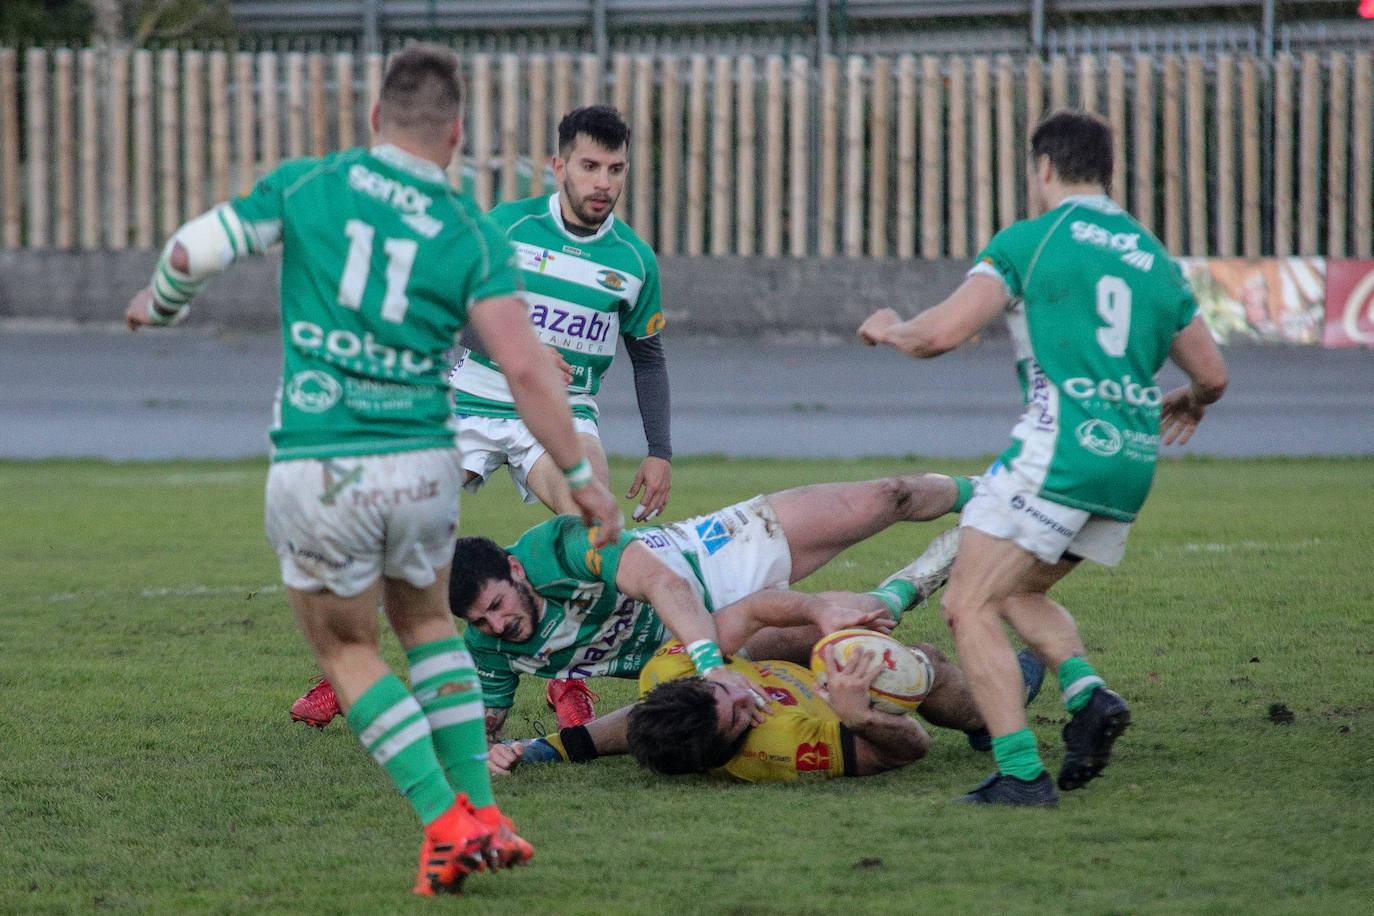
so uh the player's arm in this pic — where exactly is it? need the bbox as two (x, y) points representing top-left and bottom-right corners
(125, 204), (273, 331)
(821, 645), (931, 776)
(858, 273), (1009, 358)
(488, 702), (634, 775)
(1161, 314), (1229, 446)
(613, 541), (766, 710)
(621, 333), (672, 521)
(711, 589), (892, 656)
(485, 705), (512, 744)
(471, 295), (623, 547)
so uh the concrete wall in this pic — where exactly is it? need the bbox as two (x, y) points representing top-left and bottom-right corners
(0, 249), (980, 339)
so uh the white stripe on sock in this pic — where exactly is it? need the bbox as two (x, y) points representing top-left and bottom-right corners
(370, 718), (433, 767)
(426, 700), (485, 731)
(1061, 675), (1105, 704)
(358, 694), (425, 747)
(410, 649), (475, 685)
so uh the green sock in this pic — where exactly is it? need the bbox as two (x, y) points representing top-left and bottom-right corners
(865, 581), (916, 623)
(1057, 656), (1106, 713)
(951, 476), (976, 513)
(407, 638), (495, 810)
(991, 728), (1046, 782)
(346, 674), (455, 825)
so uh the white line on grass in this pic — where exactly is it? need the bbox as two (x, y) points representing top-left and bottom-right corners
(47, 583), (283, 602)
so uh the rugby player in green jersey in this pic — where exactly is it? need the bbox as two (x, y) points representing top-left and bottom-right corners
(124, 45), (624, 893)
(448, 473), (980, 746)
(860, 110), (1228, 806)
(450, 105), (672, 728)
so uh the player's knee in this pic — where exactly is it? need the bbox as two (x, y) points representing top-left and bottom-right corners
(873, 475), (914, 515)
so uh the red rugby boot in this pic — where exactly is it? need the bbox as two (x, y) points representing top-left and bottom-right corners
(289, 676), (340, 728)
(412, 796), (492, 896)
(545, 678), (598, 728)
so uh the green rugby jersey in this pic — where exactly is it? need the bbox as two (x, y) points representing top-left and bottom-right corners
(971, 194), (1198, 520)
(464, 515), (709, 708)
(449, 193), (665, 421)
(226, 144), (521, 460)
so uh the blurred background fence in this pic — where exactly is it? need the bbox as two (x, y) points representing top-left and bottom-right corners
(3, 44), (1371, 259)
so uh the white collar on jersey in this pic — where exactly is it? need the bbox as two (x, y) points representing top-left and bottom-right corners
(1058, 193), (1123, 215)
(370, 144), (449, 185)
(547, 192), (617, 243)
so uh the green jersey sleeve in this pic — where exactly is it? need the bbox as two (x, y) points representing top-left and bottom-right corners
(1165, 257), (1201, 330)
(511, 515), (637, 589)
(619, 243), (665, 339)
(465, 634), (520, 709)
(972, 222), (1036, 301)
(463, 211), (524, 307)
(227, 159), (322, 255)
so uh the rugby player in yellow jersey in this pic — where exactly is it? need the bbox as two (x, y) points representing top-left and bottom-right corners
(485, 586), (1044, 782)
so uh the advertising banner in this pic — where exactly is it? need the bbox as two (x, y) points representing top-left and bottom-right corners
(1322, 259), (1374, 348)
(1177, 257), (1326, 345)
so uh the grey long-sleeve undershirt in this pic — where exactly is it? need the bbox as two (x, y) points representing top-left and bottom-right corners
(622, 333), (672, 462)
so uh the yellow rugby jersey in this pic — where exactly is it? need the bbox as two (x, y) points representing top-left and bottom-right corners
(639, 642), (855, 782)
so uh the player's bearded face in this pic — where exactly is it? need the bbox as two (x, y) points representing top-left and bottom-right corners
(469, 576), (541, 642)
(555, 136), (627, 230)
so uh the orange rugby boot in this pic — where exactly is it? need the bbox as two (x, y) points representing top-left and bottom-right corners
(472, 806), (535, 871)
(412, 796), (492, 896)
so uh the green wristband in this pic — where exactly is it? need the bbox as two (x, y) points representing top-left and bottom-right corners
(686, 639), (725, 675)
(562, 458), (594, 489)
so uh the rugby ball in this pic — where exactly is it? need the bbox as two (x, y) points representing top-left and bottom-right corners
(810, 629), (934, 715)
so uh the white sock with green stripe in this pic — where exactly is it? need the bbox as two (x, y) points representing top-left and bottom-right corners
(407, 638), (495, 810)
(346, 674), (455, 825)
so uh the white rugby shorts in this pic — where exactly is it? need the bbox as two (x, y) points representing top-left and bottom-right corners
(264, 448), (464, 596)
(961, 462), (1131, 567)
(456, 414), (601, 504)
(648, 495), (794, 609)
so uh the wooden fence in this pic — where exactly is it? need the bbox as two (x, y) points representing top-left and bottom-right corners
(1, 46), (1371, 259)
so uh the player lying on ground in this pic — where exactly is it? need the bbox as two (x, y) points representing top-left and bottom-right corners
(483, 593), (1045, 782)
(450, 472), (980, 744)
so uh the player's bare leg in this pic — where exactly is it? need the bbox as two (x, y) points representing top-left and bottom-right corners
(524, 431), (611, 515)
(767, 473), (961, 581)
(941, 529), (1058, 806)
(287, 580), (493, 892)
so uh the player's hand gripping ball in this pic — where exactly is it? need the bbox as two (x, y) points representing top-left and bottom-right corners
(810, 629), (934, 714)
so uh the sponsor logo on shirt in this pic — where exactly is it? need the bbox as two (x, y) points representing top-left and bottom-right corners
(289, 321), (435, 376)
(1062, 375), (1163, 408)
(529, 302), (616, 349)
(285, 369), (342, 413)
(531, 249), (557, 272)
(1075, 419), (1124, 457)
(348, 164), (442, 237)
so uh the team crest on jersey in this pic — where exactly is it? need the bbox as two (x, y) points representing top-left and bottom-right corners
(645, 312), (665, 335)
(695, 516), (733, 555)
(596, 269), (627, 291)
(286, 370), (341, 413)
(795, 741), (830, 772)
(765, 686), (797, 706)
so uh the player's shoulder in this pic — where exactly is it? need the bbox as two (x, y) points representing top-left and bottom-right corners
(603, 219), (659, 271)
(487, 195), (553, 230)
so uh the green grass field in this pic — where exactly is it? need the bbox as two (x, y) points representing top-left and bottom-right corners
(2, 455), (1371, 914)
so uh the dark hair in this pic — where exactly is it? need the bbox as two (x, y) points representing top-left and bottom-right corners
(378, 44), (465, 141)
(449, 536), (513, 619)
(626, 678), (749, 776)
(557, 105), (631, 158)
(1030, 109), (1113, 191)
